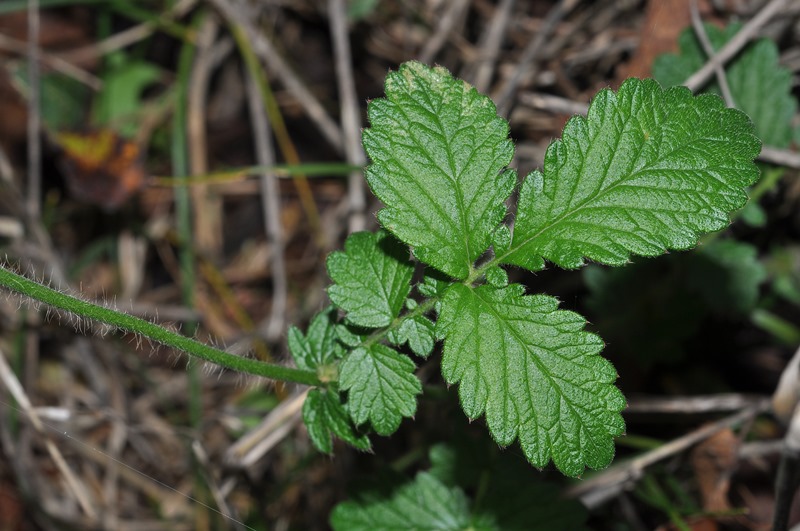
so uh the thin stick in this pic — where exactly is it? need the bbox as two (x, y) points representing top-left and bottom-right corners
(683, 0), (789, 92)
(759, 145), (800, 169)
(188, 16), (223, 256)
(567, 403), (769, 509)
(26, 0), (41, 219)
(690, 0), (735, 106)
(328, 0), (366, 233)
(626, 393), (767, 414)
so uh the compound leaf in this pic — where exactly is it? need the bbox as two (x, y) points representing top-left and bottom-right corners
(303, 389), (371, 454)
(438, 283), (626, 476)
(363, 61), (516, 279)
(287, 306), (341, 371)
(330, 472), (479, 531)
(328, 230), (414, 328)
(504, 78), (760, 271)
(339, 344), (421, 435)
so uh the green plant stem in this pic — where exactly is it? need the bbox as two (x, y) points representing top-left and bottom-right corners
(361, 296), (439, 348)
(0, 266), (323, 386)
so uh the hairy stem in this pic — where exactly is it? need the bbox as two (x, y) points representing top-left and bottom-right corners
(361, 296), (439, 348)
(0, 266), (322, 387)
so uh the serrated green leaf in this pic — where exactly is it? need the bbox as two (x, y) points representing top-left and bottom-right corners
(328, 230), (414, 328)
(503, 78), (760, 271)
(363, 61), (516, 279)
(303, 389), (371, 453)
(653, 23), (796, 148)
(438, 283), (625, 476)
(339, 344), (421, 435)
(491, 224), (512, 256)
(485, 266), (508, 288)
(418, 268), (451, 298)
(397, 315), (436, 358)
(330, 472), (478, 531)
(287, 306), (340, 371)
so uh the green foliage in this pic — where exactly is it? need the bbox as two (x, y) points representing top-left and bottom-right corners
(339, 344), (422, 435)
(331, 472), (477, 530)
(428, 443), (589, 530)
(504, 78), (759, 271)
(288, 306), (342, 372)
(363, 61), (516, 280)
(292, 61), (759, 477)
(303, 389), (371, 453)
(438, 283), (624, 476)
(653, 23), (795, 148)
(328, 231), (413, 328)
(0, 58), (761, 521)
(93, 56), (162, 137)
(331, 442), (589, 530)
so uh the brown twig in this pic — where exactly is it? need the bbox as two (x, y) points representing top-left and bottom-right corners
(188, 16), (223, 256)
(626, 393), (768, 414)
(567, 401), (770, 509)
(0, 33), (102, 90)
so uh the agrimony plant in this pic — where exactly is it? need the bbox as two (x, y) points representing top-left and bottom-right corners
(0, 61), (760, 478)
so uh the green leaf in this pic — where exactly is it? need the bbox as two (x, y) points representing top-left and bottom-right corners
(287, 306), (340, 371)
(395, 315), (436, 358)
(328, 231), (414, 328)
(437, 283), (625, 476)
(303, 389), (371, 453)
(330, 472), (479, 531)
(94, 59), (161, 137)
(339, 344), (421, 435)
(363, 61), (516, 279)
(653, 23), (796, 148)
(503, 78), (760, 271)
(418, 268), (451, 298)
